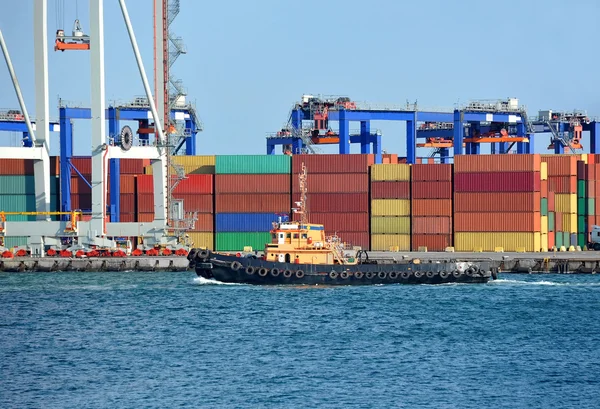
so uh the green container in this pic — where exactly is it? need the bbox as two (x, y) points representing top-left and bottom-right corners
(562, 232), (571, 246)
(587, 198), (595, 216)
(578, 215), (586, 233)
(0, 176), (35, 194)
(578, 233), (586, 249)
(577, 198), (586, 215)
(0, 194), (37, 211)
(215, 155), (291, 174)
(577, 180), (586, 198)
(555, 231), (563, 248)
(541, 198), (548, 216)
(548, 212), (555, 232)
(215, 232), (271, 251)
(4, 236), (28, 248)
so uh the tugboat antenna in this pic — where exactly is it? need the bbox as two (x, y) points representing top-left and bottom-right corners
(298, 163), (308, 226)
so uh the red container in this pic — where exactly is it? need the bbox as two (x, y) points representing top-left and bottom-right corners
(137, 212), (154, 223)
(454, 172), (541, 192)
(120, 175), (136, 194)
(173, 174), (214, 195)
(555, 212), (563, 231)
(455, 154), (541, 173)
(0, 159), (34, 175)
(411, 199), (452, 217)
(333, 232), (370, 250)
(587, 181), (596, 198)
(412, 181), (452, 199)
(454, 212), (541, 232)
(370, 181), (410, 199)
(292, 193), (368, 213)
(586, 164), (596, 181)
(120, 213), (135, 223)
(172, 193), (214, 213)
(137, 193), (154, 213)
(577, 160), (587, 180)
(541, 180), (548, 198)
(50, 156), (59, 175)
(71, 194), (91, 209)
(216, 193), (289, 213)
(412, 217), (452, 234)
(71, 157), (92, 174)
(547, 176), (576, 193)
(412, 234), (452, 251)
(411, 164), (452, 181)
(191, 213), (214, 232)
(547, 191), (555, 212)
(291, 154), (374, 174)
(136, 175), (154, 194)
(296, 212), (369, 233)
(292, 173), (368, 193)
(120, 159), (150, 174)
(541, 155), (577, 176)
(120, 193), (135, 213)
(454, 192), (541, 213)
(215, 174), (289, 194)
(548, 231), (555, 249)
(71, 175), (92, 195)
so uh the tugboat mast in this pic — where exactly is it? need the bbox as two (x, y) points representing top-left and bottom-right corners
(296, 163), (309, 226)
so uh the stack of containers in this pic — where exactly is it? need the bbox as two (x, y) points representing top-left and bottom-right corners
(0, 158), (60, 248)
(411, 164), (453, 251)
(70, 156), (92, 211)
(585, 159), (598, 245)
(215, 155), (291, 251)
(542, 155), (578, 248)
(370, 163), (411, 251)
(144, 155), (216, 175)
(454, 154), (543, 252)
(291, 154), (372, 250)
(575, 155), (596, 248)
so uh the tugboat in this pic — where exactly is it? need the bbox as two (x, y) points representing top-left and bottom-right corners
(188, 164), (497, 285)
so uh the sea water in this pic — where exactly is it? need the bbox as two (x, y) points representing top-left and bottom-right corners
(1, 272), (599, 408)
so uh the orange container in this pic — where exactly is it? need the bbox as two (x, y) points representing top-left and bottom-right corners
(190, 213), (214, 232)
(454, 192), (541, 213)
(120, 194), (135, 213)
(412, 181), (452, 199)
(381, 154), (399, 164)
(291, 154), (374, 174)
(454, 212), (541, 232)
(172, 193), (214, 213)
(215, 174), (288, 194)
(411, 164), (452, 181)
(293, 193), (369, 213)
(216, 193), (289, 213)
(412, 234), (452, 251)
(412, 217), (452, 234)
(541, 180), (548, 198)
(370, 181), (410, 199)
(541, 155), (577, 176)
(136, 175), (154, 194)
(120, 175), (136, 194)
(548, 176), (577, 193)
(292, 173), (368, 193)
(137, 212), (154, 223)
(411, 199), (452, 217)
(548, 192), (555, 212)
(454, 154), (541, 173)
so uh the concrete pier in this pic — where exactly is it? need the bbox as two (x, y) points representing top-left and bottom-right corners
(0, 256), (190, 272)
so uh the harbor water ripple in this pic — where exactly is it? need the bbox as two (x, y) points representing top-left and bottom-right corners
(1, 272), (600, 408)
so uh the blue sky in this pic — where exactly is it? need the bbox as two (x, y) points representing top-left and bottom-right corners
(1, 0), (599, 156)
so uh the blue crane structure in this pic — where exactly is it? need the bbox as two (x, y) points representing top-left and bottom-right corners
(266, 96), (600, 163)
(0, 110), (60, 146)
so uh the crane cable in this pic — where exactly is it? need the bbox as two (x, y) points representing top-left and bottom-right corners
(55, 0), (65, 30)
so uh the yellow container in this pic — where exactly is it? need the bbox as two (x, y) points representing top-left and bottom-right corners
(580, 154), (588, 164)
(455, 232), (541, 252)
(370, 164), (410, 181)
(562, 213), (578, 233)
(187, 232), (214, 250)
(540, 232), (548, 252)
(371, 199), (411, 216)
(540, 162), (548, 181)
(371, 234), (410, 251)
(541, 216), (548, 235)
(371, 216), (410, 234)
(145, 155), (216, 175)
(555, 194), (577, 213)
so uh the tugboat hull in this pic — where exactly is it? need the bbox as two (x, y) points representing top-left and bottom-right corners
(189, 249), (495, 285)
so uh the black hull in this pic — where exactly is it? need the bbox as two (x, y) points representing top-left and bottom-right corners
(189, 249), (495, 285)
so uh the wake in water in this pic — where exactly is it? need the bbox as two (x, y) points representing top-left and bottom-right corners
(192, 276), (243, 286)
(491, 278), (600, 287)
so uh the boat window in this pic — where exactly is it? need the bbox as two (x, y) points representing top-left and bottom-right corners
(286, 233), (291, 239)
(271, 234), (276, 239)
(301, 233), (307, 239)
(293, 233), (299, 239)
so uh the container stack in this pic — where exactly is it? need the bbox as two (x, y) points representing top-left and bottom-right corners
(144, 155), (216, 175)
(454, 155), (543, 252)
(542, 155), (578, 248)
(370, 164), (411, 251)
(215, 155), (291, 251)
(585, 159), (598, 247)
(411, 164), (453, 251)
(291, 154), (372, 250)
(0, 158), (60, 248)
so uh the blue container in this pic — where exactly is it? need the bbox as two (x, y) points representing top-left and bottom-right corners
(570, 233), (578, 247)
(215, 213), (281, 232)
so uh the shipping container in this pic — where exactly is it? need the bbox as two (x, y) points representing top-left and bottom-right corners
(370, 164), (410, 181)
(187, 232), (214, 250)
(555, 231), (563, 248)
(578, 215), (585, 234)
(120, 194), (135, 213)
(215, 232), (271, 251)
(541, 198), (548, 216)
(0, 194), (37, 211)
(541, 155), (577, 176)
(137, 193), (155, 213)
(371, 216), (410, 234)
(370, 181), (410, 199)
(578, 198), (586, 215)
(145, 163), (216, 175)
(454, 154), (541, 173)
(120, 175), (136, 194)
(173, 174), (214, 195)
(412, 216), (452, 235)
(541, 180), (548, 198)
(555, 194), (577, 213)
(411, 181), (452, 199)
(215, 174), (289, 194)
(548, 212), (555, 232)
(136, 174), (154, 194)
(216, 155), (291, 174)
(371, 234), (410, 251)
(588, 198), (595, 216)
(547, 176), (577, 193)
(190, 213), (214, 232)
(216, 213), (280, 232)
(548, 191), (555, 212)
(292, 173), (368, 193)
(120, 159), (151, 174)
(411, 199), (452, 217)
(335, 232), (370, 250)
(0, 175), (58, 195)
(71, 157), (92, 174)
(577, 180), (586, 198)
(71, 175), (92, 195)
(562, 213), (577, 233)
(411, 234), (452, 251)
(4, 236), (28, 248)
(0, 159), (34, 175)
(292, 193), (369, 213)
(454, 172), (541, 192)
(411, 164), (452, 181)
(371, 199), (411, 216)
(119, 213), (135, 223)
(304, 212), (369, 233)
(70, 194), (91, 210)
(381, 154), (399, 164)
(137, 212), (154, 223)
(454, 212), (541, 232)
(541, 216), (548, 235)
(555, 212), (563, 232)
(455, 232), (542, 252)
(540, 162), (548, 181)
(548, 231), (555, 249)
(215, 193), (290, 213)
(171, 193), (214, 213)
(292, 154), (374, 174)
(454, 192), (541, 213)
